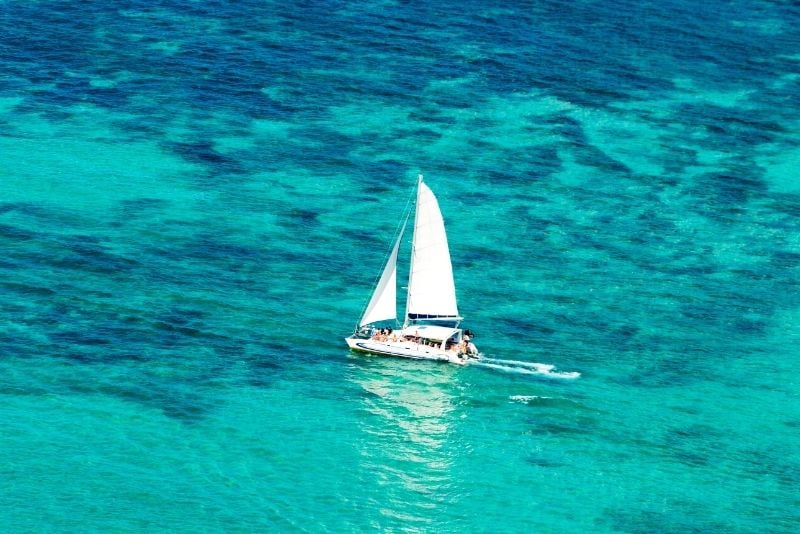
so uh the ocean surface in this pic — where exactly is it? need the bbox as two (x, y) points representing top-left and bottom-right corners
(2, 0), (799, 531)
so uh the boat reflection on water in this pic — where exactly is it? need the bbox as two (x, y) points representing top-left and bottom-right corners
(346, 355), (465, 524)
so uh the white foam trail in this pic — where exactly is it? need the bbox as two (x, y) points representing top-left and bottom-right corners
(480, 357), (555, 372)
(471, 361), (580, 379)
(509, 395), (552, 403)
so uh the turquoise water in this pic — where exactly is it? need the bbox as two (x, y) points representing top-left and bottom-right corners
(2, 0), (799, 531)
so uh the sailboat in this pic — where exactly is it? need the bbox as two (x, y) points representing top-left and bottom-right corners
(345, 174), (479, 365)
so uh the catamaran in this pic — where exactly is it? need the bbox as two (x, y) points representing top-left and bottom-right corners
(345, 174), (479, 365)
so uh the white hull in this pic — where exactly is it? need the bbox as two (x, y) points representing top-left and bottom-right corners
(345, 337), (473, 366)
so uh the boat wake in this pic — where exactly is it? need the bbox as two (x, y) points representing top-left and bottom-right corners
(472, 357), (580, 379)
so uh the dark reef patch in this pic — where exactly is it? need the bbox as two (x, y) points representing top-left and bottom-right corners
(0, 223), (37, 241)
(527, 456), (567, 468)
(164, 140), (245, 173)
(601, 507), (726, 534)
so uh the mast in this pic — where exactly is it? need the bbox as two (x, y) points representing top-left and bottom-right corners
(404, 174), (423, 327)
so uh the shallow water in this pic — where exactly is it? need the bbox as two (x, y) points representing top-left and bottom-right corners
(2, 0), (799, 531)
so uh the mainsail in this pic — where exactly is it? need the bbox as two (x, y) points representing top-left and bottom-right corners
(405, 176), (459, 323)
(359, 221), (407, 326)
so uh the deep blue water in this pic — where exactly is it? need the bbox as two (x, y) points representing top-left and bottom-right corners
(2, 1), (800, 531)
